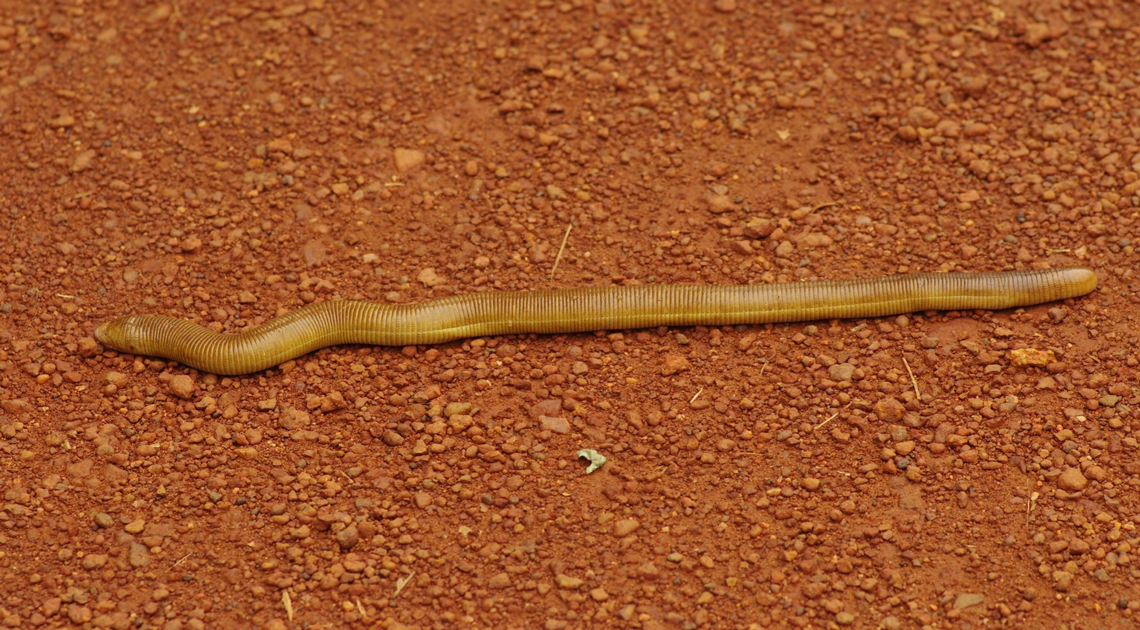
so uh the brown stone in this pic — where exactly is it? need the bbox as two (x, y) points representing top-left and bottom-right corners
(1056, 468), (1088, 492)
(539, 416), (570, 434)
(661, 355), (690, 376)
(613, 519), (641, 536)
(1009, 348), (1053, 368)
(168, 375), (194, 400)
(873, 398), (905, 423)
(487, 572), (511, 589)
(393, 148), (426, 173)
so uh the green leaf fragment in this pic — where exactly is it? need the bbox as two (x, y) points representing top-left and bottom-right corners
(577, 449), (606, 474)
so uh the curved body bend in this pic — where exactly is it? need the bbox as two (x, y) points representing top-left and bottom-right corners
(93, 268), (1097, 375)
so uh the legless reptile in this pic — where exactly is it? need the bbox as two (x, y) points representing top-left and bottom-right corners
(94, 268), (1096, 375)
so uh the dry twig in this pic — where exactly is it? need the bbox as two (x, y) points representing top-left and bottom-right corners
(282, 591), (294, 621)
(902, 355), (921, 400)
(812, 411), (840, 432)
(394, 571), (415, 599)
(550, 223), (573, 280)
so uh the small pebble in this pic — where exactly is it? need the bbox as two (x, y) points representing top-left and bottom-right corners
(873, 398), (905, 423)
(957, 75), (989, 97)
(1024, 22), (1053, 47)
(1009, 348), (1053, 368)
(336, 526), (359, 550)
(128, 542), (149, 568)
(954, 593), (985, 609)
(799, 232), (832, 248)
(487, 573), (511, 589)
(417, 267), (446, 287)
(445, 402), (472, 417)
(706, 194), (734, 213)
(555, 574), (583, 589)
(742, 217), (774, 238)
(906, 106), (939, 127)
(613, 519), (641, 537)
(78, 337), (101, 357)
(68, 606), (92, 624)
(50, 113), (76, 128)
(71, 150), (96, 172)
(661, 355), (690, 376)
(828, 363), (855, 382)
(393, 148), (426, 173)
(278, 406), (309, 430)
(1056, 468), (1088, 491)
(539, 416), (570, 434)
(381, 430), (404, 446)
(168, 375), (194, 400)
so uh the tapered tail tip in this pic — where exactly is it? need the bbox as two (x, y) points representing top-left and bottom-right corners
(94, 322), (110, 345)
(1063, 267), (1097, 297)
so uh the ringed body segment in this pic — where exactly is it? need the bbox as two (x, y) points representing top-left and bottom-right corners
(93, 268), (1097, 375)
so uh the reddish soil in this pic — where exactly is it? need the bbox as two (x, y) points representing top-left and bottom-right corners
(1, 1), (1139, 629)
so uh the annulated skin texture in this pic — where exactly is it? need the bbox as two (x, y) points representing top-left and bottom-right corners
(94, 268), (1096, 375)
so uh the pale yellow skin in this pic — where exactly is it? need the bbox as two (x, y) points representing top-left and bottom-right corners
(94, 268), (1096, 375)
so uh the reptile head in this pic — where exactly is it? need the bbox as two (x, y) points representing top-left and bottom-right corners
(94, 316), (148, 355)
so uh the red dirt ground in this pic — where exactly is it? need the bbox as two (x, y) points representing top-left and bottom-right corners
(1, 1), (1139, 629)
